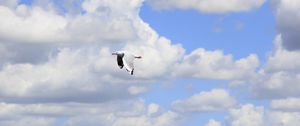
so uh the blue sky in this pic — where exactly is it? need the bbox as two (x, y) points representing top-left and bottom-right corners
(0, 0), (300, 126)
(140, 3), (275, 60)
(140, 3), (274, 125)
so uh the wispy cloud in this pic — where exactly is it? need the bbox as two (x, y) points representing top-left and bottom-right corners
(148, 0), (266, 13)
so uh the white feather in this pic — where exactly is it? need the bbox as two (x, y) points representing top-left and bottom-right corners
(123, 52), (135, 73)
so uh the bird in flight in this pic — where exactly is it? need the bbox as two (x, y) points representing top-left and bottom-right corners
(112, 51), (142, 75)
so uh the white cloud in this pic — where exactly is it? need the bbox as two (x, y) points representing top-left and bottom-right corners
(0, 100), (182, 126)
(264, 35), (300, 73)
(0, 48), (141, 103)
(0, 0), (187, 104)
(0, 0), (18, 8)
(267, 111), (300, 126)
(226, 104), (300, 126)
(147, 103), (161, 116)
(0, 43), (15, 65)
(128, 86), (148, 95)
(271, 0), (300, 50)
(240, 0), (300, 100)
(148, 0), (265, 13)
(252, 71), (300, 98)
(249, 36), (300, 99)
(205, 119), (221, 126)
(171, 89), (236, 113)
(0, 0), (185, 78)
(226, 104), (264, 126)
(0, 5), (69, 43)
(225, 0), (300, 100)
(173, 48), (259, 80)
(110, 111), (181, 126)
(0, 0), (144, 44)
(0, 117), (55, 126)
(270, 98), (300, 111)
(249, 0), (300, 99)
(0, 45), (181, 103)
(2, 0), (297, 126)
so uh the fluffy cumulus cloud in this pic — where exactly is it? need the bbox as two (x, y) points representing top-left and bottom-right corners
(226, 104), (264, 126)
(264, 36), (300, 73)
(226, 104), (300, 126)
(255, 1), (300, 103)
(205, 119), (221, 126)
(173, 48), (259, 80)
(148, 0), (265, 13)
(171, 89), (236, 113)
(0, 0), (262, 107)
(0, 0), (18, 8)
(272, 0), (300, 50)
(249, 35), (300, 99)
(0, 100), (182, 126)
(0, 0), (187, 104)
(0, 0), (187, 125)
(267, 111), (300, 126)
(0, 0), (140, 43)
(223, 1), (300, 121)
(2, 0), (299, 125)
(0, 0), (186, 77)
(270, 98), (300, 111)
(0, 48), (153, 103)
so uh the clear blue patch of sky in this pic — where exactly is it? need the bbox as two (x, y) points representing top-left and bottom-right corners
(19, 0), (32, 5)
(140, 3), (275, 62)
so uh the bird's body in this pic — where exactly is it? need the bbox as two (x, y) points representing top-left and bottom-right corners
(112, 51), (141, 75)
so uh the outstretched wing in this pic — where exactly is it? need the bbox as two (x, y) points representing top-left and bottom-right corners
(122, 52), (135, 73)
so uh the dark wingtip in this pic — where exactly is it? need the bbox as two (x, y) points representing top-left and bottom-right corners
(131, 69), (134, 75)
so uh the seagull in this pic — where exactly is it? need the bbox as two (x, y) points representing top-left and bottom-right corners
(112, 51), (142, 75)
